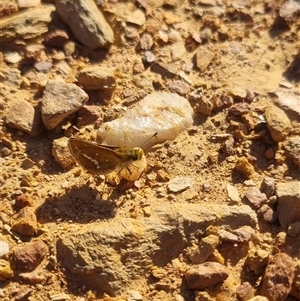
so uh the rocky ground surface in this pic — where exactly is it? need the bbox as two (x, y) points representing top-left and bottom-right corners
(0, 0), (300, 301)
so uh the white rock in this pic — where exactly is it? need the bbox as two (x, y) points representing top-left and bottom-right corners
(0, 241), (9, 257)
(97, 92), (194, 148)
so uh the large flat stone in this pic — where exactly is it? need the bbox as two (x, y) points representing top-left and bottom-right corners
(57, 203), (256, 296)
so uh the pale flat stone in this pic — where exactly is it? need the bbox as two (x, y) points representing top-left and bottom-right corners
(52, 137), (75, 169)
(0, 4), (55, 43)
(5, 99), (42, 137)
(226, 183), (241, 204)
(195, 47), (215, 72)
(17, 0), (40, 8)
(264, 105), (291, 142)
(168, 176), (193, 193)
(126, 9), (146, 26)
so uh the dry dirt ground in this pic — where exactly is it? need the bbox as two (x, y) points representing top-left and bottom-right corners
(0, 0), (300, 301)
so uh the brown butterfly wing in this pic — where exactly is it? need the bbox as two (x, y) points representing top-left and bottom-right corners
(68, 138), (127, 174)
(68, 138), (102, 156)
(76, 147), (122, 174)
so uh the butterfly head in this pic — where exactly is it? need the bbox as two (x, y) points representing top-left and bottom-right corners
(131, 148), (144, 160)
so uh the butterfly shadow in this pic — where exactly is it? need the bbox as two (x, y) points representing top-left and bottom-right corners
(36, 184), (125, 224)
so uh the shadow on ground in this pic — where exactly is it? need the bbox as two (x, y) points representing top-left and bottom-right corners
(36, 185), (123, 224)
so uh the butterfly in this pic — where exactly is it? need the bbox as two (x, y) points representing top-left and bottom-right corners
(68, 138), (147, 181)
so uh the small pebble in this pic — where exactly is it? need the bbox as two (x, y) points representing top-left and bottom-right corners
(168, 176), (193, 193)
(158, 30), (168, 42)
(127, 290), (143, 301)
(126, 9), (146, 26)
(236, 281), (254, 300)
(245, 187), (267, 210)
(168, 29), (182, 42)
(244, 180), (256, 186)
(202, 183), (211, 192)
(34, 61), (53, 73)
(235, 157), (255, 178)
(0, 146), (12, 157)
(257, 204), (277, 223)
(50, 292), (71, 301)
(15, 194), (33, 210)
(142, 206), (151, 217)
(143, 50), (156, 63)
(61, 181), (69, 189)
(229, 86), (247, 99)
(264, 105), (291, 142)
(226, 184), (241, 204)
(139, 33), (153, 50)
(4, 52), (22, 64)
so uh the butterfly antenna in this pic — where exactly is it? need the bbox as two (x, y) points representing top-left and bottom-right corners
(141, 132), (158, 148)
